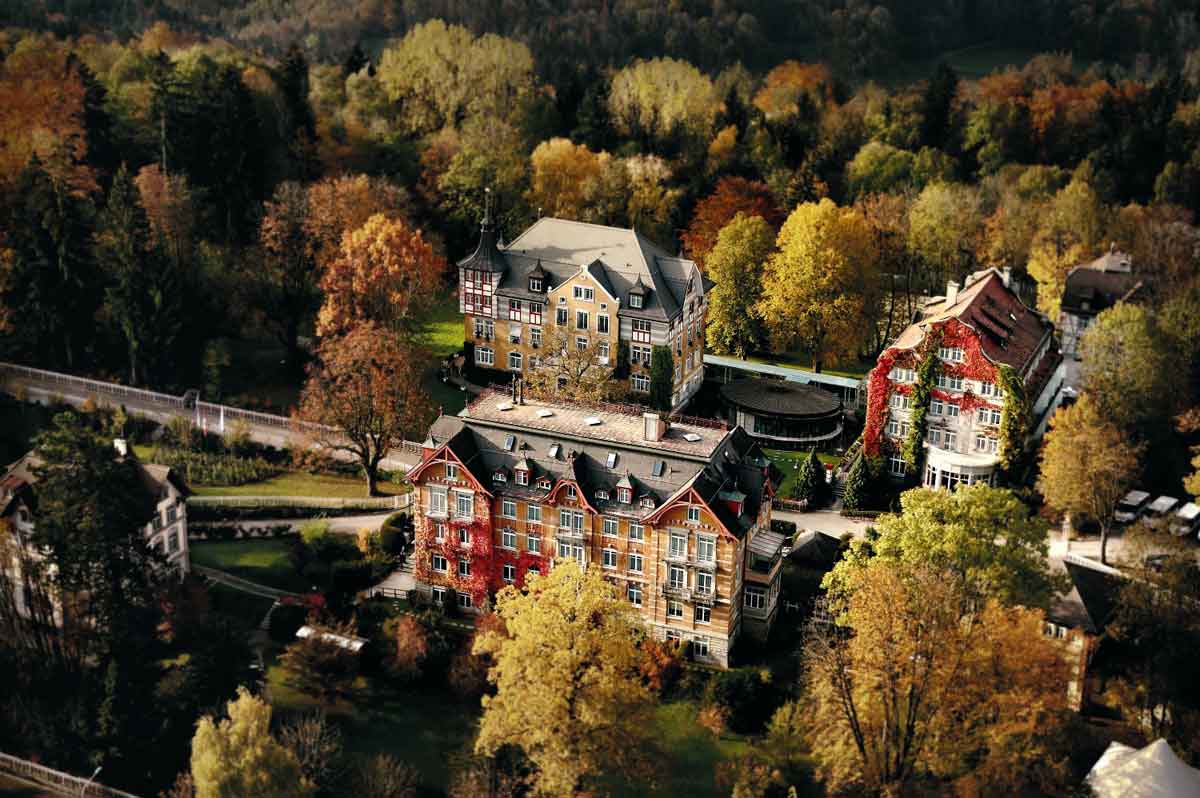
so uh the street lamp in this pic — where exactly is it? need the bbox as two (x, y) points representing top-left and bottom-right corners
(80, 766), (101, 798)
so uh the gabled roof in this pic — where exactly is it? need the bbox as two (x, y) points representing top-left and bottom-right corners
(420, 398), (774, 535)
(893, 269), (1054, 373)
(476, 217), (701, 322)
(1048, 554), (1125, 634)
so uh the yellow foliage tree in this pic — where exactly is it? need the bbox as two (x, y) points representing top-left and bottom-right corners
(473, 561), (654, 797)
(757, 199), (878, 371)
(1038, 393), (1141, 564)
(526, 138), (611, 220)
(806, 561), (1069, 795)
(191, 688), (312, 798)
(608, 57), (718, 146)
(522, 327), (617, 404)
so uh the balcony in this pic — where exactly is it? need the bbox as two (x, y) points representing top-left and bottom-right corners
(661, 583), (717, 605)
(557, 526), (584, 540)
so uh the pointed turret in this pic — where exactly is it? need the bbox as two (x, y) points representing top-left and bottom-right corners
(456, 188), (507, 273)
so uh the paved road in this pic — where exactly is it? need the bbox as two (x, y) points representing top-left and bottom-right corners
(1, 367), (418, 472)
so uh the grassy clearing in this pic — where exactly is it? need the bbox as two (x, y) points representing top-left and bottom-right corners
(190, 470), (408, 498)
(190, 538), (308, 592)
(422, 294), (469, 416)
(642, 701), (753, 798)
(766, 449), (841, 499)
(266, 666), (480, 792)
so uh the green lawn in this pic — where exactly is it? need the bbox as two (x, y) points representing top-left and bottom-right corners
(190, 538), (308, 592)
(767, 449), (841, 499)
(422, 294), (469, 416)
(207, 581), (276, 629)
(643, 701), (753, 798)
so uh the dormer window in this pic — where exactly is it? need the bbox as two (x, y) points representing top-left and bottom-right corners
(537, 477), (552, 490)
(530, 277), (542, 292)
(618, 488), (632, 504)
(640, 496), (655, 509)
(596, 489), (609, 501)
(630, 294), (643, 309)
(493, 470), (507, 483)
(565, 485), (577, 500)
(515, 469), (529, 486)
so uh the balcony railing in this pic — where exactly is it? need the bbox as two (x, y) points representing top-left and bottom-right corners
(661, 584), (717, 605)
(557, 526), (584, 540)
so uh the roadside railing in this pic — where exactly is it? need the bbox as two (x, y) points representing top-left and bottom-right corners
(0, 361), (424, 456)
(0, 751), (142, 798)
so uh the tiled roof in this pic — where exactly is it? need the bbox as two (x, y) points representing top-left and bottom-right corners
(1047, 555), (1125, 634)
(893, 269), (1054, 374)
(475, 217), (701, 322)
(422, 395), (774, 537)
(1061, 267), (1142, 317)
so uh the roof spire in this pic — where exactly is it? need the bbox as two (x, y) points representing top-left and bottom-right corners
(482, 187), (493, 230)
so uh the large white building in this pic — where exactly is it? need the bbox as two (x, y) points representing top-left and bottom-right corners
(0, 440), (190, 624)
(862, 269), (1065, 488)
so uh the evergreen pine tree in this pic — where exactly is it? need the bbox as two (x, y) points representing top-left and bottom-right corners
(649, 345), (674, 411)
(841, 454), (870, 511)
(807, 448), (828, 506)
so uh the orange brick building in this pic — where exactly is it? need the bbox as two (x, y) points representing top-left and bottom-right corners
(405, 390), (783, 666)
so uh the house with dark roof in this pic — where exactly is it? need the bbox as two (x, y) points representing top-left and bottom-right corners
(458, 207), (710, 410)
(1046, 553), (1126, 711)
(1059, 245), (1144, 358)
(405, 390), (781, 666)
(0, 439), (191, 625)
(863, 268), (1065, 488)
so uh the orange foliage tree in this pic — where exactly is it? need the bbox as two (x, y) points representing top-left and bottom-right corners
(0, 40), (98, 195)
(752, 61), (833, 121)
(680, 176), (783, 270)
(296, 323), (433, 496)
(304, 174), (412, 274)
(316, 213), (445, 341)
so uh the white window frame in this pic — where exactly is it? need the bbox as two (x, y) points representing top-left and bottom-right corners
(889, 456), (907, 476)
(501, 499), (517, 518)
(745, 587), (765, 610)
(431, 554), (448, 573)
(667, 600), (683, 618)
(695, 570), (714, 596)
(527, 532), (541, 553)
(475, 346), (494, 366)
(501, 528), (517, 549)
(669, 565), (686, 589)
(573, 285), (594, 302)
(602, 548), (618, 569)
(669, 532), (687, 559)
(629, 552), (643, 573)
(628, 584), (643, 606)
(429, 487), (448, 516)
(458, 559), (471, 577)
(695, 606), (711, 625)
(603, 517), (618, 537)
(632, 374), (650, 392)
(526, 505), (541, 523)
(502, 564), (515, 583)
(697, 535), (716, 564)
(687, 506), (701, 524)
(454, 491), (473, 519)
(628, 523), (644, 542)
(445, 463), (459, 480)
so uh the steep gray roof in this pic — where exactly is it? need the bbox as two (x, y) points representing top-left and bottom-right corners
(476, 218), (701, 322)
(424, 395), (773, 536)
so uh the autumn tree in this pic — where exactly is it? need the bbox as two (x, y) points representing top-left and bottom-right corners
(474, 561), (655, 797)
(96, 164), (182, 386)
(906, 181), (982, 289)
(608, 57), (718, 153)
(316, 214), (445, 341)
(135, 164), (197, 274)
(526, 138), (611, 220)
(1079, 302), (1180, 431)
(758, 199), (878, 371)
(522, 327), (616, 403)
(806, 560), (1068, 794)
(1027, 175), (1108, 316)
(856, 192), (919, 355)
(825, 484), (1062, 610)
(353, 755), (419, 798)
(279, 625), (361, 705)
(704, 213), (773, 357)
(376, 20), (536, 136)
(680, 176), (783, 270)
(752, 61), (833, 122)
(304, 174), (412, 274)
(297, 324), (433, 496)
(1039, 394), (1141, 564)
(623, 154), (681, 245)
(191, 688), (312, 798)
(256, 181), (321, 372)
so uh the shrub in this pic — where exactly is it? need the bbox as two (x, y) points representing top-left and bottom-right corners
(279, 624), (361, 704)
(300, 520), (332, 547)
(697, 703), (730, 736)
(769, 519), (797, 538)
(224, 418), (254, 457)
(705, 668), (778, 734)
(164, 415), (197, 450)
(639, 638), (685, 694)
(387, 615), (429, 680)
(447, 649), (489, 699)
(379, 513), (412, 555)
(148, 446), (281, 486)
(270, 603), (310, 643)
(330, 560), (373, 597)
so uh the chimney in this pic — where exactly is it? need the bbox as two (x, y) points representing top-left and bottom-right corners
(643, 412), (669, 442)
(113, 439), (129, 457)
(1000, 266), (1012, 287)
(945, 279), (960, 305)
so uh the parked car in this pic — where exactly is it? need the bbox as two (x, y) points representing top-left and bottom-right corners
(1115, 490), (1151, 524)
(1141, 495), (1180, 527)
(1170, 502), (1200, 538)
